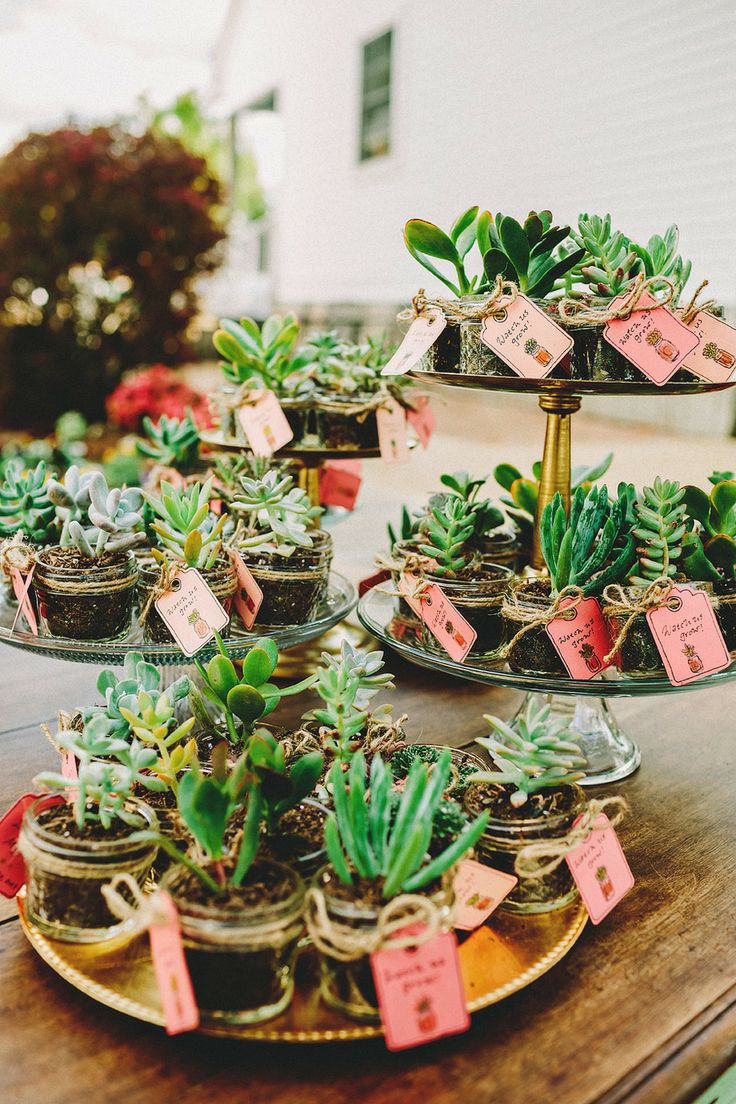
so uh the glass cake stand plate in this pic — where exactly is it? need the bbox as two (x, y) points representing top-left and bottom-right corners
(200, 429), (381, 460)
(17, 889), (587, 1043)
(0, 572), (356, 666)
(358, 587), (736, 787)
(408, 371), (736, 397)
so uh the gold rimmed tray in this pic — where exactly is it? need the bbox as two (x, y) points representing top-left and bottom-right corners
(18, 891), (587, 1042)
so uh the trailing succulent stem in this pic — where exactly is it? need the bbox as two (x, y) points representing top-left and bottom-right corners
(540, 484), (636, 596)
(630, 477), (689, 585)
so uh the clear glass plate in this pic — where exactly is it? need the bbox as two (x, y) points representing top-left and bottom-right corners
(0, 572), (356, 666)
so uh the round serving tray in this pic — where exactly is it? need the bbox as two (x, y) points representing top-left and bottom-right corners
(358, 586), (736, 699)
(408, 370), (736, 397)
(0, 572), (356, 665)
(17, 890), (587, 1043)
(200, 430), (381, 461)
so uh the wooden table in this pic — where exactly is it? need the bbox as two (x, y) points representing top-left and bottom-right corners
(2, 645), (736, 1104)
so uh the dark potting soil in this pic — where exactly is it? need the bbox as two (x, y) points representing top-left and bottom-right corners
(464, 781), (578, 823)
(167, 859), (296, 911)
(504, 579), (568, 675)
(315, 403), (379, 450)
(35, 547), (135, 641)
(262, 802), (327, 863)
(37, 803), (134, 841)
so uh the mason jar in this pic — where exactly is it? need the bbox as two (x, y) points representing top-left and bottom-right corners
(33, 547), (138, 641)
(237, 530), (333, 626)
(419, 562), (513, 660)
(136, 555), (237, 643)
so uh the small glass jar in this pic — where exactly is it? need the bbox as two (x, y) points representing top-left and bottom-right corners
(567, 324), (641, 382)
(136, 555), (237, 643)
(420, 562), (513, 660)
(33, 548), (138, 641)
(20, 795), (158, 942)
(314, 866), (455, 1022)
(503, 579), (568, 676)
(162, 859), (305, 1025)
(464, 782), (587, 913)
(314, 397), (379, 450)
(714, 578), (736, 654)
(476, 528), (522, 570)
(237, 530), (332, 626)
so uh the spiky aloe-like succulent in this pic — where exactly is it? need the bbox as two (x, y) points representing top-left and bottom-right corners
(146, 477), (227, 569)
(494, 454), (613, 548)
(0, 460), (56, 542)
(81, 651), (190, 740)
(65, 474), (145, 559)
(471, 700), (586, 808)
(404, 206), (490, 297)
(387, 504), (422, 549)
(136, 412), (200, 470)
(683, 479), (736, 581)
(481, 210), (584, 299)
(46, 464), (96, 544)
(431, 470), (505, 541)
(632, 225), (692, 302)
(540, 484), (636, 596)
(418, 495), (477, 576)
(213, 314), (303, 396)
(324, 750), (489, 897)
(630, 477), (689, 584)
(306, 641), (394, 762)
(232, 470), (323, 554)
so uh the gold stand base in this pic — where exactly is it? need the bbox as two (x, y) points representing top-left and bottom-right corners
(531, 393), (582, 570)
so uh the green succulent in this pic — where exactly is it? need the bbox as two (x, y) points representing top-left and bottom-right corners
(431, 470), (505, 542)
(418, 495), (477, 576)
(480, 210), (584, 300)
(540, 484), (637, 596)
(390, 744), (477, 798)
(683, 480), (736, 581)
(306, 641), (394, 762)
(213, 314), (304, 396)
(146, 477), (227, 569)
(629, 477), (689, 585)
(631, 225), (692, 302)
(46, 464), (97, 544)
(118, 690), (197, 798)
(324, 749), (489, 897)
(249, 728), (323, 833)
(471, 700), (586, 808)
(136, 412), (200, 470)
(64, 473), (145, 559)
(0, 460), (56, 542)
(292, 331), (376, 395)
(387, 504), (422, 549)
(81, 651), (190, 740)
(195, 631), (317, 748)
(232, 470), (323, 554)
(404, 206), (489, 297)
(563, 213), (639, 299)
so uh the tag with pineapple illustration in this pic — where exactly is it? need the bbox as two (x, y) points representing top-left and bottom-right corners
(416, 582), (477, 662)
(371, 928), (469, 1050)
(682, 311), (736, 383)
(566, 813), (634, 924)
(645, 583), (729, 685)
(603, 291), (700, 385)
(237, 389), (294, 456)
(155, 566), (229, 656)
(381, 308), (447, 376)
(479, 293), (573, 378)
(453, 858), (517, 929)
(546, 596), (613, 680)
(376, 398), (409, 462)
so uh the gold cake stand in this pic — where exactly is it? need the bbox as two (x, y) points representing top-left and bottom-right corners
(18, 890), (587, 1043)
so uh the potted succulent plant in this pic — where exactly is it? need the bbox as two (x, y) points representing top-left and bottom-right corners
(464, 700), (587, 912)
(139, 744), (307, 1026)
(22, 724), (161, 941)
(35, 467), (145, 640)
(389, 742), (485, 800)
(136, 411), (202, 477)
(683, 477), (736, 651)
(504, 484), (636, 674)
(0, 459), (56, 609)
(308, 749), (488, 1021)
(231, 470), (331, 626)
(138, 477), (236, 643)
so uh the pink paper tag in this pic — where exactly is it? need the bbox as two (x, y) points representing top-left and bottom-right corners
(398, 573), (425, 617)
(419, 582), (477, 662)
(406, 396), (436, 449)
(229, 550), (263, 631)
(646, 583), (730, 685)
(480, 294), (573, 379)
(319, 460), (362, 510)
(682, 311), (736, 383)
(155, 567), (229, 657)
(603, 292), (700, 385)
(566, 814), (634, 924)
(371, 929), (469, 1051)
(10, 565), (38, 635)
(61, 752), (78, 781)
(376, 399), (409, 463)
(382, 309), (447, 376)
(237, 390), (294, 456)
(453, 858), (517, 930)
(0, 793), (44, 897)
(148, 891), (200, 1035)
(546, 596), (613, 679)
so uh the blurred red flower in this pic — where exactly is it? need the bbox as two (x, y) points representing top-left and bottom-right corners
(106, 365), (214, 432)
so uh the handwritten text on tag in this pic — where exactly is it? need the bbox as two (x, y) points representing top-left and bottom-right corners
(237, 390), (294, 456)
(683, 311), (736, 383)
(453, 858), (517, 930)
(604, 292), (700, 385)
(646, 583), (729, 685)
(149, 891), (200, 1034)
(546, 596), (613, 680)
(420, 583), (477, 662)
(371, 929), (469, 1050)
(382, 309), (447, 376)
(155, 567), (229, 657)
(376, 399), (409, 463)
(480, 294), (573, 379)
(566, 814), (634, 924)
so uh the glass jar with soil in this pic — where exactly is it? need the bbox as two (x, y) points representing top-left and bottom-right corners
(460, 309), (573, 379)
(33, 547), (138, 641)
(19, 795), (158, 942)
(312, 866), (455, 1022)
(475, 528), (522, 570)
(503, 578), (569, 676)
(314, 397), (380, 450)
(388, 538), (437, 627)
(463, 781), (587, 913)
(136, 555), (237, 644)
(565, 324), (642, 382)
(236, 529), (332, 626)
(713, 578), (736, 654)
(161, 858), (305, 1025)
(420, 561), (513, 661)
(415, 315), (462, 374)
(259, 799), (328, 879)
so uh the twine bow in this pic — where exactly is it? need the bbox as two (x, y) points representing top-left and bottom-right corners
(41, 709), (82, 754)
(678, 279), (719, 326)
(397, 278), (521, 327)
(602, 577), (678, 664)
(514, 796), (629, 879)
(101, 873), (171, 936)
(139, 559), (179, 625)
(305, 887), (446, 962)
(555, 274), (675, 327)
(501, 586), (586, 658)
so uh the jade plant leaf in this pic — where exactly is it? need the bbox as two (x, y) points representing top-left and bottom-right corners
(712, 481), (736, 523)
(242, 645), (276, 687)
(511, 477), (538, 516)
(404, 219), (460, 263)
(706, 533), (736, 571)
(227, 684), (266, 725)
(493, 463), (523, 492)
(683, 485), (713, 530)
(498, 217), (530, 279)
